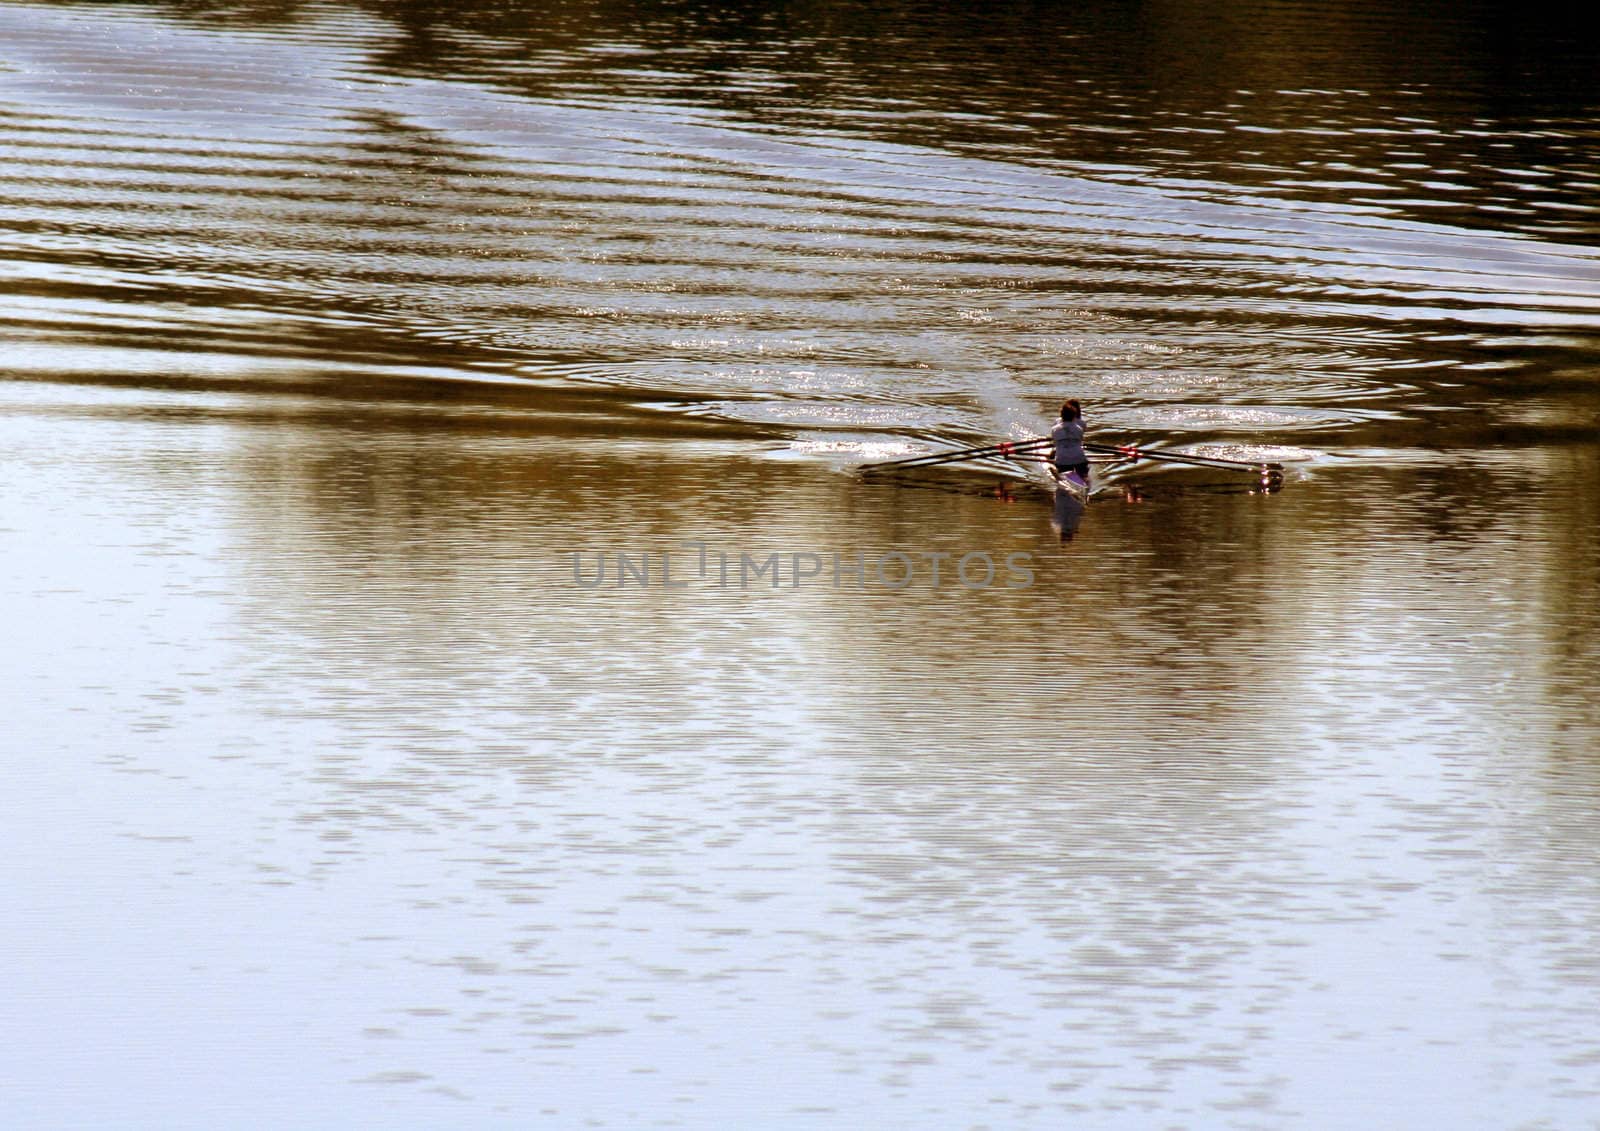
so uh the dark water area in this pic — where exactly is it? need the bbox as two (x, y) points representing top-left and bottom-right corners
(361, 0), (1600, 243)
(2, 1), (1599, 1126)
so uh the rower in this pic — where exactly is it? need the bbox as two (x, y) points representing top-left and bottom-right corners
(1049, 399), (1089, 485)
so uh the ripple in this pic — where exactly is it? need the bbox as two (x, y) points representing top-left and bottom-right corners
(3, 0), (1598, 466)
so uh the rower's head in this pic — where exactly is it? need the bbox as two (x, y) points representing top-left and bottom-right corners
(1060, 399), (1081, 422)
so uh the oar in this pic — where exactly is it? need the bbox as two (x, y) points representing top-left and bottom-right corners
(1085, 442), (1282, 474)
(863, 435), (1282, 477)
(861, 436), (1051, 473)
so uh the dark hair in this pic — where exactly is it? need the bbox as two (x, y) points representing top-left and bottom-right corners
(1060, 399), (1081, 421)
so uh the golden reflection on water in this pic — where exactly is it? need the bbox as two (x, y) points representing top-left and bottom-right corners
(4, 0), (1600, 1125)
(5, 377), (1599, 1126)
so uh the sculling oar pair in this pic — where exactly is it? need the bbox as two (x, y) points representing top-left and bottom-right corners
(862, 436), (1281, 476)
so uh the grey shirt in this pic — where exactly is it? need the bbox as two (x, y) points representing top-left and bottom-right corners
(1051, 417), (1085, 465)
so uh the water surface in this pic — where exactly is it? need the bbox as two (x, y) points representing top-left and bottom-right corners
(2, 2), (1598, 1127)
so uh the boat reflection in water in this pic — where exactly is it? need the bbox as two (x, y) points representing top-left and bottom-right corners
(1049, 470), (1269, 540)
(1050, 481), (1086, 540)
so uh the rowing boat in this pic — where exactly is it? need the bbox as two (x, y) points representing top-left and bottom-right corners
(1047, 463), (1090, 499)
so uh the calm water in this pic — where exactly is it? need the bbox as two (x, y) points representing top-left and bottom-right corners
(2, 2), (1599, 1127)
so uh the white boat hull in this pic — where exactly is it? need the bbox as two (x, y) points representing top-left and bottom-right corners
(1048, 465), (1090, 499)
